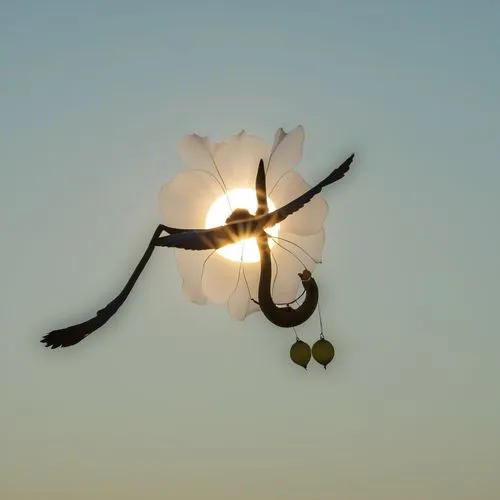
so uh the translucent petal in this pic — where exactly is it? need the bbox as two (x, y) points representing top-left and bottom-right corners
(212, 132), (270, 191)
(274, 229), (325, 266)
(163, 126), (327, 321)
(178, 134), (219, 175)
(173, 248), (210, 305)
(266, 126), (305, 192)
(227, 261), (261, 321)
(159, 169), (222, 229)
(269, 230), (325, 305)
(180, 132), (270, 194)
(201, 252), (241, 305)
(269, 170), (328, 236)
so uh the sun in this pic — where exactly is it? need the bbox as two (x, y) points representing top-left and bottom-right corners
(205, 188), (280, 263)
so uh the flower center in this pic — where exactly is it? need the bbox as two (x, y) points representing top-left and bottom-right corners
(205, 188), (280, 263)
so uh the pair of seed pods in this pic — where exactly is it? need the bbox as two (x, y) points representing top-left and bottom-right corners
(290, 336), (334, 370)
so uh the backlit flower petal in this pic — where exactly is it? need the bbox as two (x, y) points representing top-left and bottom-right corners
(227, 261), (261, 320)
(173, 248), (210, 305)
(180, 131), (270, 193)
(212, 131), (271, 190)
(166, 126), (328, 323)
(159, 169), (222, 229)
(201, 253), (240, 305)
(269, 230), (325, 305)
(276, 229), (325, 266)
(269, 170), (328, 236)
(266, 125), (305, 192)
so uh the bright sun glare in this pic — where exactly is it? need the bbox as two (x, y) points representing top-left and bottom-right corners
(205, 188), (280, 263)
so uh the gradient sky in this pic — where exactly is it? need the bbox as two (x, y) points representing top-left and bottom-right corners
(2, 1), (499, 499)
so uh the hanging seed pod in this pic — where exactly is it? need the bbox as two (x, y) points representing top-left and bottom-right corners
(312, 337), (335, 369)
(290, 340), (311, 369)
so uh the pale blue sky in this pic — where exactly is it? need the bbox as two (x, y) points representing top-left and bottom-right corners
(2, 1), (499, 499)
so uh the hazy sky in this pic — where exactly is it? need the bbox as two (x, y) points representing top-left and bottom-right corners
(2, 1), (499, 499)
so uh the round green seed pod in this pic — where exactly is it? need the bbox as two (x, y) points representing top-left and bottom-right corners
(290, 340), (311, 370)
(312, 338), (335, 369)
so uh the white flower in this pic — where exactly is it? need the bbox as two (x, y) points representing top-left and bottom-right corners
(159, 126), (328, 320)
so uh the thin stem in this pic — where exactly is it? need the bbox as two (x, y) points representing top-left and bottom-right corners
(268, 170), (291, 197)
(190, 169), (228, 200)
(271, 235), (321, 264)
(207, 150), (231, 212)
(199, 250), (217, 287)
(271, 238), (308, 271)
(270, 246), (279, 296)
(229, 259), (243, 302)
(241, 266), (255, 304)
(318, 302), (325, 339)
(289, 289), (306, 306)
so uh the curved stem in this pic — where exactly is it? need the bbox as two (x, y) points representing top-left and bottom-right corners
(41, 225), (168, 348)
(254, 160), (319, 329)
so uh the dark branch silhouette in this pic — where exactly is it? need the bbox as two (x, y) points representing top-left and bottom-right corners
(254, 159), (319, 328)
(41, 154), (354, 348)
(41, 225), (170, 348)
(155, 154), (354, 250)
